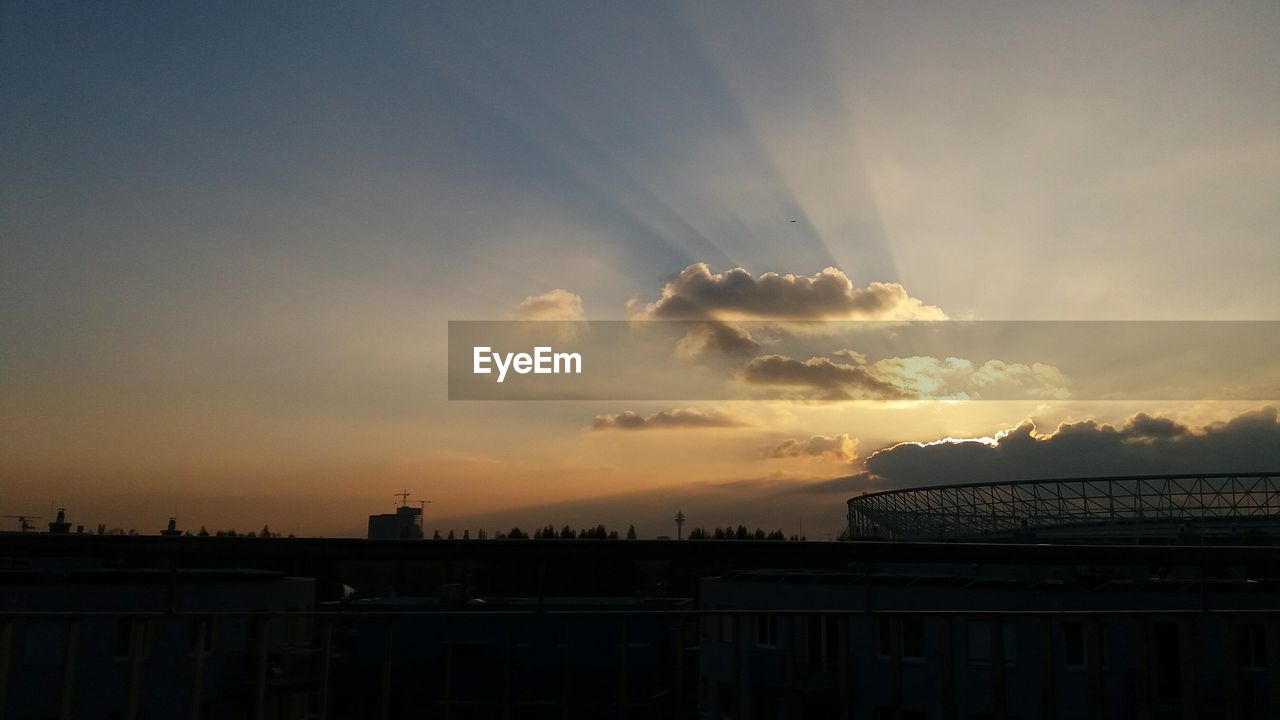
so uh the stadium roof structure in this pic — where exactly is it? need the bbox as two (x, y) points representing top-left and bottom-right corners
(847, 472), (1280, 542)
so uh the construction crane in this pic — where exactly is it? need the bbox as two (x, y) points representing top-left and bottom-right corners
(3, 515), (42, 532)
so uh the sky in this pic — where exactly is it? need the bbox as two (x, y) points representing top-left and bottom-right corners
(2, 1), (1278, 538)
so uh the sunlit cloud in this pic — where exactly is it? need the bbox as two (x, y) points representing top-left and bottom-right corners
(627, 263), (945, 321)
(515, 289), (586, 321)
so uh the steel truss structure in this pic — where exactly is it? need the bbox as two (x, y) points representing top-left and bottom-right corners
(847, 472), (1280, 540)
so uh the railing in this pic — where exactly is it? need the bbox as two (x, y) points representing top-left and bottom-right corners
(2, 607), (1280, 720)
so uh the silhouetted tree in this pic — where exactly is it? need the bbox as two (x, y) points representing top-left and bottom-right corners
(197, 526), (209, 537)
(447, 529), (455, 540)
(626, 525), (637, 540)
(478, 529), (487, 540)
(735, 525), (749, 540)
(608, 530), (619, 539)
(688, 527), (709, 540)
(432, 530), (442, 540)
(462, 529), (470, 540)
(507, 527), (528, 539)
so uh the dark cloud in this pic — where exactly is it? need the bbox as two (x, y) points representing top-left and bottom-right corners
(738, 352), (1070, 401)
(674, 321), (760, 358)
(1122, 412), (1190, 440)
(627, 263), (946, 321)
(767, 434), (858, 461)
(862, 406), (1280, 489)
(589, 407), (750, 431)
(740, 354), (906, 400)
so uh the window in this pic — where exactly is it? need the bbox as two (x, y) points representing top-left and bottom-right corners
(1063, 622), (1084, 667)
(1153, 623), (1181, 700)
(805, 616), (839, 673)
(248, 617), (270, 656)
(876, 617), (925, 660)
(1063, 621), (1107, 668)
(901, 618), (925, 660)
(967, 620), (1016, 666)
(1239, 623), (1267, 670)
(755, 613), (778, 647)
(701, 615), (717, 640)
(190, 618), (216, 656)
(21, 621), (64, 667)
(286, 611), (308, 645)
(115, 619), (149, 660)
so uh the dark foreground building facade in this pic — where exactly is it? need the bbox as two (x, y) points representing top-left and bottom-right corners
(698, 566), (1279, 719)
(2, 474), (1280, 719)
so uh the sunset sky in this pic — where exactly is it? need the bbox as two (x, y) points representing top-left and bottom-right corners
(3, 2), (1278, 538)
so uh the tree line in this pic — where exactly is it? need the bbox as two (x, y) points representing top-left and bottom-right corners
(425, 524), (806, 541)
(90, 522), (809, 541)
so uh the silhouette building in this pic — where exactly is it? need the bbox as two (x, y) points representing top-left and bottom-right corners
(367, 504), (424, 540)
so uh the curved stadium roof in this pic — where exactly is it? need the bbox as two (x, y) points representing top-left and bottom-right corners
(847, 472), (1280, 541)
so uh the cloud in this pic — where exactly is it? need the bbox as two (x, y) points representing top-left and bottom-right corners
(589, 407), (751, 431)
(627, 263), (946, 321)
(873, 357), (1071, 400)
(740, 354), (907, 400)
(674, 322), (760, 358)
(516, 289), (585, 321)
(738, 352), (1070, 401)
(830, 348), (867, 364)
(860, 406), (1280, 488)
(1121, 412), (1190, 440)
(767, 434), (859, 462)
